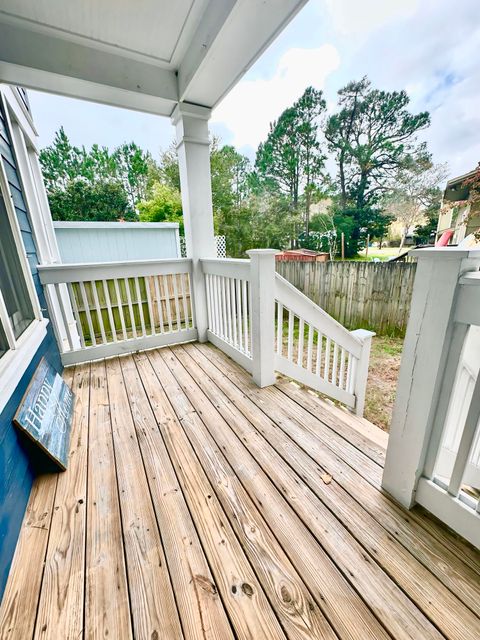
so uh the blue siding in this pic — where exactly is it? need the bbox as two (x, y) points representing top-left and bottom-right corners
(0, 102), (62, 599)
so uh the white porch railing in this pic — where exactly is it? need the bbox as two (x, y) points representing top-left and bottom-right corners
(202, 258), (253, 374)
(40, 250), (373, 415)
(383, 248), (480, 549)
(275, 274), (373, 414)
(38, 258), (197, 365)
(201, 250), (374, 415)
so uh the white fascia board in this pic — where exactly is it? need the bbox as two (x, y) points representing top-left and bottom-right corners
(0, 21), (178, 116)
(178, 0), (308, 108)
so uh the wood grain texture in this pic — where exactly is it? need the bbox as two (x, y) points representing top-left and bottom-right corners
(2, 342), (479, 640)
(140, 350), (288, 640)
(104, 356), (183, 640)
(0, 473), (58, 639)
(183, 344), (480, 640)
(120, 353), (234, 640)
(167, 346), (444, 640)
(194, 342), (480, 618)
(0, 369), (72, 638)
(275, 377), (386, 463)
(34, 364), (89, 640)
(85, 360), (132, 639)
(152, 349), (337, 640)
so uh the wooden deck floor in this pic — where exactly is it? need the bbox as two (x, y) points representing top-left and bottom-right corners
(1, 342), (480, 639)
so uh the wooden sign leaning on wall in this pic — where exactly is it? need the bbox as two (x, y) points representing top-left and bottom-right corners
(14, 358), (74, 470)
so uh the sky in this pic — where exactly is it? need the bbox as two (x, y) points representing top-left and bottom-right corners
(28, 0), (480, 178)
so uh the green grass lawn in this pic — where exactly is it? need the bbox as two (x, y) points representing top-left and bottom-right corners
(355, 247), (403, 261)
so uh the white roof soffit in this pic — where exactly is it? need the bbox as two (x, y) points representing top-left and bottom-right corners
(0, 0), (308, 117)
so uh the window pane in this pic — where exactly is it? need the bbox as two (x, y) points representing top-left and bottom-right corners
(0, 318), (8, 359)
(0, 192), (34, 339)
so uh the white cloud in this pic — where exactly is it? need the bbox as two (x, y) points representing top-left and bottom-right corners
(340, 0), (480, 177)
(212, 45), (340, 150)
(324, 0), (419, 39)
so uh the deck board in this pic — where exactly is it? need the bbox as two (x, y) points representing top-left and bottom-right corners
(1, 342), (479, 640)
(149, 348), (337, 640)
(34, 364), (90, 640)
(86, 360), (131, 639)
(105, 356), (182, 639)
(186, 344), (480, 639)
(194, 342), (480, 617)
(120, 353), (234, 640)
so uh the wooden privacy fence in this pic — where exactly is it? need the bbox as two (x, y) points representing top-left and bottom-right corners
(276, 260), (417, 336)
(71, 273), (192, 342)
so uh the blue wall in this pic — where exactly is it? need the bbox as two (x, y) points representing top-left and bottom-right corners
(0, 102), (62, 599)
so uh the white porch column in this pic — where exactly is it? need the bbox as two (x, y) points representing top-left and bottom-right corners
(172, 102), (216, 342)
(382, 248), (479, 508)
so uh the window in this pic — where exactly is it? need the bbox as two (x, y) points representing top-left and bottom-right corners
(0, 317), (8, 359)
(0, 191), (35, 352)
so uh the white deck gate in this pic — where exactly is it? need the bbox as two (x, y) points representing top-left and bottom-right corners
(383, 248), (480, 549)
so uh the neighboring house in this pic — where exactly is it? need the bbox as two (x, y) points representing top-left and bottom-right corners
(0, 3), (479, 638)
(437, 165), (480, 243)
(0, 85), (62, 594)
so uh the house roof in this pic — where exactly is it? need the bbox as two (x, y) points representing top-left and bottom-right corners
(0, 1), (307, 117)
(443, 165), (479, 202)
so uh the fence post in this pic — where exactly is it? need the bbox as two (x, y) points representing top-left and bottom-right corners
(382, 248), (480, 508)
(350, 328), (375, 416)
(247, 249), (278, 387)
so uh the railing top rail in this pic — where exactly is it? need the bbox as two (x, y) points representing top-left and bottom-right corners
(200, 257), (250, 266)
(275, 273), (366, 356)
(200, 257), (250, 279)
(410, 247), (480, 260)
(38, 257), (193, 284)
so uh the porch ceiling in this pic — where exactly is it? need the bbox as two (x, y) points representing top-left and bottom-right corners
(0, 0), (307, 116)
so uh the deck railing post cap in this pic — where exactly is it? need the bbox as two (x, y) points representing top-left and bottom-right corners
(246, 249), (280, 258)
(350, 328), (376, 342)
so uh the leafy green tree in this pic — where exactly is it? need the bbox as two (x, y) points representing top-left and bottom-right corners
(48, 180), (135, 221)
(137, 183), (183, 233)
(40, 127), (88, 190)
(325, 77), (430, 255)
(40, 129), (154, 217)
(113, 142), (151, 208)
(413, 198), (442, 245)
(211, 141), (251, 213)
(159, 142), (181, 191)
(226, 192), (295, 256)
(255, 87), (326, 235)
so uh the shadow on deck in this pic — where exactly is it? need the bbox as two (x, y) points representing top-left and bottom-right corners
(1, 342), (479, 639)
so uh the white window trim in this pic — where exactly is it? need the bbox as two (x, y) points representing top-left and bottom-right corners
(0, 318), (48, 415)
(0, 90), (52, 414)
(10, 119), (56, 264)
(0, 94), (43, 321)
